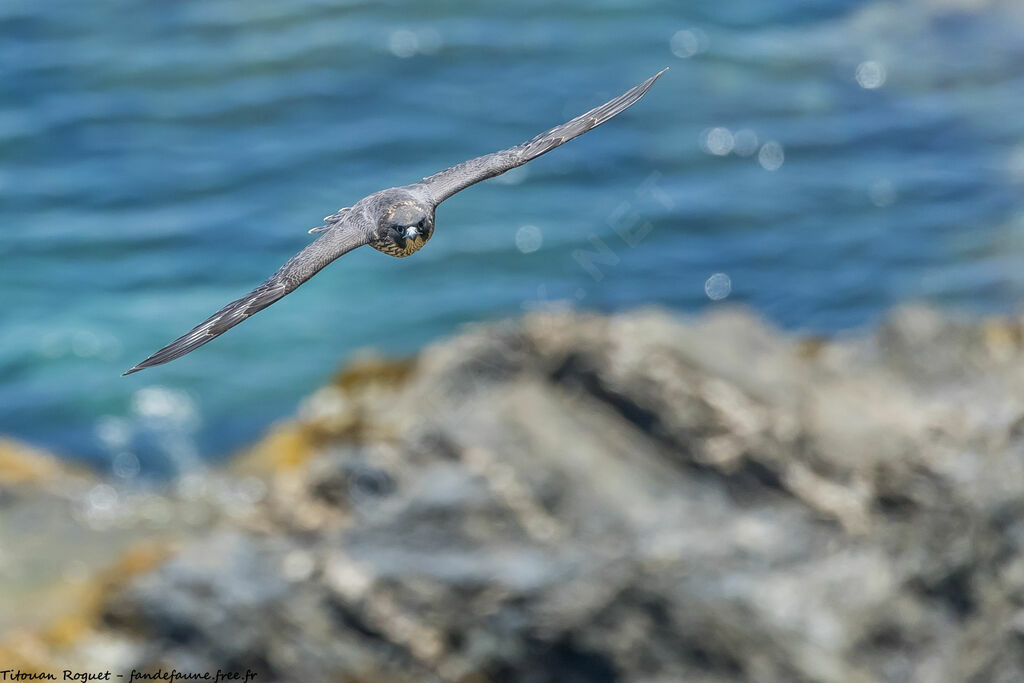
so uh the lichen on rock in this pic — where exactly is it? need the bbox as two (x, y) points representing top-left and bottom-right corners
(8, 306), (1024, 681)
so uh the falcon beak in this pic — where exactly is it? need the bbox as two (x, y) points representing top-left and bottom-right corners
(403, 227), (419, 240)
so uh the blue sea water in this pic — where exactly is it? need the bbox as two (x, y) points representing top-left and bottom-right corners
(3, 0), (1024, 472)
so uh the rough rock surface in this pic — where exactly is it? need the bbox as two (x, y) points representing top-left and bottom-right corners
(8, 306), (1024, 682)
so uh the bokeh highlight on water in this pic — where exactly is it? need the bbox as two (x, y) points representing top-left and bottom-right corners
(3, 0), (1024, 472)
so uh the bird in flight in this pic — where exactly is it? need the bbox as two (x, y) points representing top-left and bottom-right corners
(123, 69), (667, 375)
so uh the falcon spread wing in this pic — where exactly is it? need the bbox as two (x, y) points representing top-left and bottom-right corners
(123, 216), (372, 375)
(419, 68), (667, 204)
(123, 70), (667, 375)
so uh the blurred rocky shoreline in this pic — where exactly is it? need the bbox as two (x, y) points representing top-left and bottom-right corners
(5, 306), (1024, 682)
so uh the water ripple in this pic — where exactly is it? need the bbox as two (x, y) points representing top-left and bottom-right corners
(2, 0), (1024, 468)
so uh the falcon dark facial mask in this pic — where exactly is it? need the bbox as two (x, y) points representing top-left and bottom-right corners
(371, 197), (435, 258)
(123, 68), (666, 375)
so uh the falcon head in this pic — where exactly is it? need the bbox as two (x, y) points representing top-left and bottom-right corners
(372, 200), (435, 257)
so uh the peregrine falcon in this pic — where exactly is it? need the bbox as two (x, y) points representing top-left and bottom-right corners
(123, 69), (667, 375)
